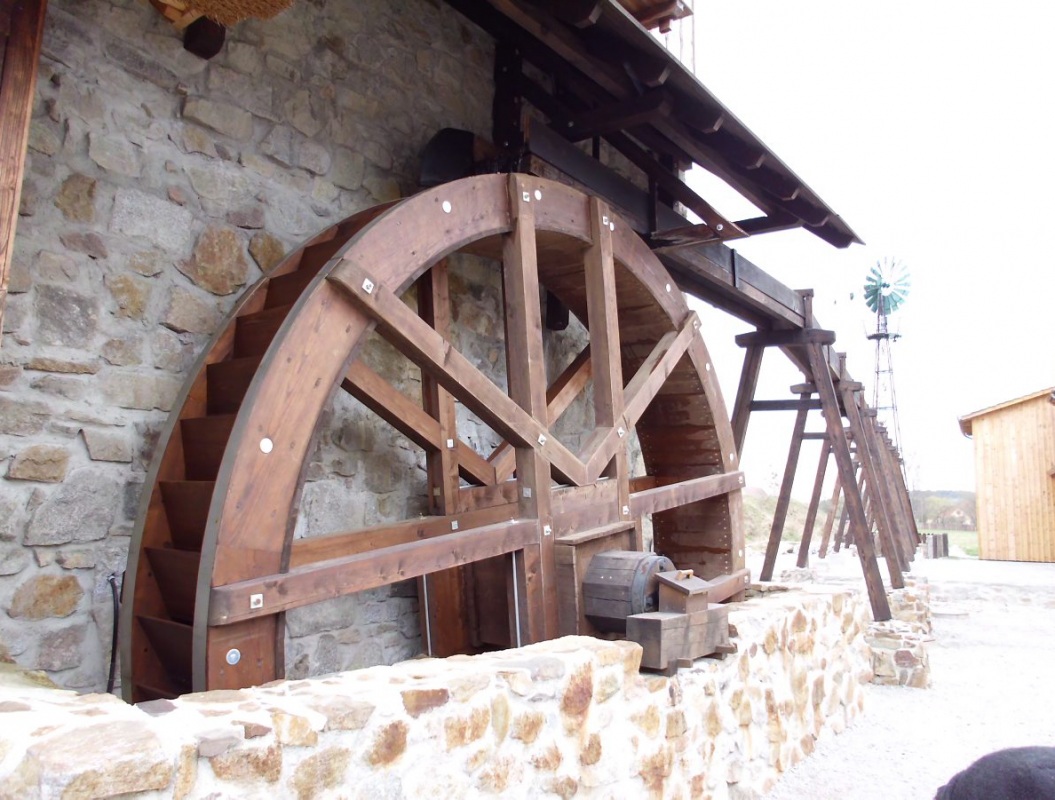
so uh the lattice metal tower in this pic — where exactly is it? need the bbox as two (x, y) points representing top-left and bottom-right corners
(864, 259), (909, 455)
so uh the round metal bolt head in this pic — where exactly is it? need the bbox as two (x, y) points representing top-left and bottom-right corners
(226, 649), (241, 666)
(259, 437), (273, 454)
(609, 221), (615, 231)
(665, 283), (671, 292)
(534, 189), (542, 200)
(622, 505), (630, 516)
(441, 200), (452, 214)
(716, 223), (724, 232)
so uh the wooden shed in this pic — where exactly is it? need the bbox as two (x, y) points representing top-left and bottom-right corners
(959, 388), (1055, 562)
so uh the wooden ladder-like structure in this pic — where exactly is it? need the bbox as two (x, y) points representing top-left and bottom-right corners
(729, 302), (918, 621)
(120, 174), (747, 700)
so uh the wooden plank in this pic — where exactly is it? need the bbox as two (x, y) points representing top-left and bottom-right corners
(554, 520), (635, 547)
(734, 328), (836, 348)
(808, 343), (890, 620)
(817, 473), (841, 558)
(503, 174), (556, 643)
(750, 398), (823, 412)
(0, 0), (46, 338)
(210, 519), (540, 625)
(796, 440), (830, 568)
(621, 313), (699, 426)
(330, 261), (588, 487)
(730, 344), (762, 455)
(630, 471), (744, 517)
(289, 501), (519, 567)
(759, 398), (809, 581)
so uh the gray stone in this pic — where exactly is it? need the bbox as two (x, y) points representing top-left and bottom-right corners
(227, 206), (265, 229)
(34, 250), (79, 283)
(226, 42), (262, 74)
(167, 185), (189, 205)
(54, 173), (97, 222)
(178, 124), (217, 157)
(25, 469), (122, 545)
(110, 189), (194, 255)
(186, 163), (250, 206)
(35, 285), (99, 346)
(25, 357), (99, 374)
(0, 546), (29, 576)
(55, 549), (96, 569)
(19, 178), (39, 216)
(29, 374), (84, 400)
(101, 336), (142, 366)
(0, 364), (22, 388)
(106, 273), (151, 319)
(82, 428), (134, 463)
(56, 80), (106, 124)
(105, 40), (178, 88)
(260, 124), (296, 167)
(88, 133), (142, 177)
(297, 140), (331, 176)
(59, 231), (108, 260)
(100, 371), (180, 411)
(286, 594), (361, 638)
(286, 89), (324, 138)
(28, 120), (61, 156)
(151, 328), (188, 371)
(161, 285), (218, 337)
(6, 258), (31, 293)
(128, 251), (165, 277)
(206, 65), (274, 120)
(0, 396), (50, 436)
(183, 97), (253, 140)
(179, 225), (249, 296)
(37, 625), (85, 671)
(331, 148), (365, 190)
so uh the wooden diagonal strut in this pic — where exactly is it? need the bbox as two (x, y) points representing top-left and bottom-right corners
(759, 394), (810, 581)
(860, 406), (914, 569)
(806, 342), (891, 620)
(796, 437), (831, 568)
(817, 471), (842, 558)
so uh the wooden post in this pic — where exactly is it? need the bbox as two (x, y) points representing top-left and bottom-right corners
(502, 175), (555, 643)
(796, 437), (830, 568)
(817, 472), (842, 558)
(417, 262), (474, 656)
(841, 384), (905, 587)
(878, 423), (921, 556)
(0, 0), (48, 338)
(807, 341), (890, 620)
(759, 395), (809, 581)
(861, 407), (914, 569)
(731, 344), (763, 455)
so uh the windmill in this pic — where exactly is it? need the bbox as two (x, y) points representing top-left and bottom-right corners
(864, 258), (909, 456)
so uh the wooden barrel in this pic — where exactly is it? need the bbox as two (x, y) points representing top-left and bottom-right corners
(583, 550), (675, 633)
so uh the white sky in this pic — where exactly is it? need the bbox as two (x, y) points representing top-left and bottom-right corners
(674, 1), (1055, 495)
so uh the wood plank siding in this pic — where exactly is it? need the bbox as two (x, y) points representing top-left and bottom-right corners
(962, 389), (1055, 562)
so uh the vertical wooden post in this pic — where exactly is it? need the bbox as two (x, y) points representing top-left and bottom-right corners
(583, 195), (634, 544)
(807, 342), (890, 619)
(833, 497), (850, 552)
(817, 473), (842, 557)
(878, 422), (920, 557)
(503, 175), (555, 643)
(417, 262), (474, 656)
(759, 396), (809, 581)
(796, 437), (830, 568)
(731, 344), (763, 455)
(862, 407), (914, 568)
(841, 384), (905, 587)
(0, 0), (47, 337)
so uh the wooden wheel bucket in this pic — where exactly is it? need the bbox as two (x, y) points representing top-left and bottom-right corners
(120, 174), (745, 701)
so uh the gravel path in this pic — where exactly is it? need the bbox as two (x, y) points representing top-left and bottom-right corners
(757, 550), (1055, 800)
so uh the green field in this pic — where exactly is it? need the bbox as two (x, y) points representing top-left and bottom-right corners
(920, 528), (979, 557)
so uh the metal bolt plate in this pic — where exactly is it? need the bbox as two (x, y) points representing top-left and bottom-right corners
(446, 438), (455, 449)
(622, 505), (630, 516)
(250, 593), (263, 609)
(665, 283), (671, 292)
(362, 278), (375, 294)
(543, 525), (552, 537)
(523, 191), (531, 202)
(226, 649), (241, 666)
(537, 434), (547, 446)
(259, 438), (273, 454)
(451, 520), (459, 531)
(617, 427), (626, 438)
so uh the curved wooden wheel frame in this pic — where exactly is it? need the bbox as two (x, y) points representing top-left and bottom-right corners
(120, 174), (744, 701)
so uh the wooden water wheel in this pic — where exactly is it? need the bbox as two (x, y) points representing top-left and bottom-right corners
(119, 174), (745, 702)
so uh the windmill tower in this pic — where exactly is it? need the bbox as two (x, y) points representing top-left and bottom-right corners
(864, 259), (910, 455)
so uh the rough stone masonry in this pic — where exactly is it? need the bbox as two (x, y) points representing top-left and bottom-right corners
(0, 0), (524, 690)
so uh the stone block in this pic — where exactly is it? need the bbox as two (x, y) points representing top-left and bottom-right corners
(36, 625), (85, 671)
(178, 224), (249, 295)
(88, 132), (142, 177)
(8, 445), (70, 482)
(111, 189), (194, 255)
(0, 545), (30, 576)
(82, 428), (133, 463)
(101, 371), (180, 411)
(162, 287), (220, 334)
(0, 396), (50, 436)
(25, 357), (99, 374)
(59, 231), (108, 259)
(102, 336), (143, 366)
(8, 573), (83, 618)
(25, 469), (121, 545)
(183, 97), (253, 140)
(106, 273), (151, 319)
(105, 40), (178, 88)
(35, 285), (99, 346)
(54, 173), (97, 222)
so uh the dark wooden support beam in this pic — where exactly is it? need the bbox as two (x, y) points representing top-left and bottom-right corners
(735, 328), (836, 348)
(796, 438), (830, 568)
(730, 344), (763, 455)
(566, 89), (672, 141)
(493, 44), (524, 151)
(210, 519), (539, 625)
(807, 343), (890, 620)
(817, 473), (842, 558)
(750, 398), (823, 412)
(759, 396), (810, 581)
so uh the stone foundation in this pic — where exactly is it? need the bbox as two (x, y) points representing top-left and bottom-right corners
(0, 586), (870, 799)
(866, 579), (933, 688)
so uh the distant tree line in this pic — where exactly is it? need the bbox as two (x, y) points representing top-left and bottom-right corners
(909, 490), (976, 530)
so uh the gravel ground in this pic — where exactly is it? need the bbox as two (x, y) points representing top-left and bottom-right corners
(754, 548), (1055, 800)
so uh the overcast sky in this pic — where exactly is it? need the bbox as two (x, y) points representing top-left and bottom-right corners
(673, 1), (1055, 495)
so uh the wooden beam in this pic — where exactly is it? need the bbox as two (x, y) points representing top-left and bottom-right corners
(735, 328), (836, 348)
(796, 439), (830, 568)
(330, 263), (588, 487)
(621, 312), (699, 427)
(750, 398), (822, 412)
(730, 344), (763, 455)
(817, 473), (842, 558)
(503, 173), (556, 642)
(630, 471), (744, 517)
(341, 362), (496, 486)
(566, 89), (672, 141)
(759, 397), (809, 581)
(210, 519), (540, 625)
(0, 0), (47, 338)
(807, 343), (890, 620)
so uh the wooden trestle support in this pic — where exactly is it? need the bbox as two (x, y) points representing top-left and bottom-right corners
(119, 174), (748, 701)
(730, 319), (920, 621)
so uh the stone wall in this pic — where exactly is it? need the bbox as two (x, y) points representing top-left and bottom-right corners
(0, 0), (504, 690)
(0, 586), (872, 799)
